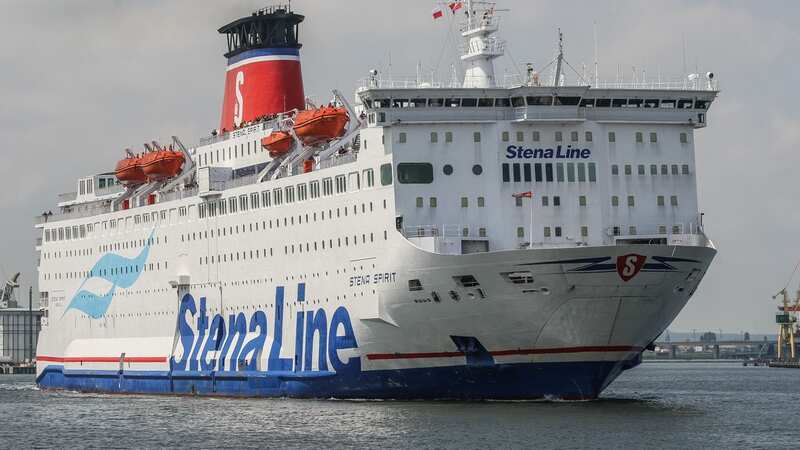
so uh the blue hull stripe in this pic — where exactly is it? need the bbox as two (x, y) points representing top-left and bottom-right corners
(37, 358), (639, 400)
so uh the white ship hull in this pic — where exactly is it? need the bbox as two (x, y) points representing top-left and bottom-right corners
(36, 233), (714, 399)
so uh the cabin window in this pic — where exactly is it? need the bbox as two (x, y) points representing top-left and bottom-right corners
(554, 131), (563, 142)
(408, 279), (423, 291)
(517, 227), (525, 238)
(251, 192), (260, 208)
(541, 196), (549, 207)
(348, 172), (360, 191)
(398, 132), (407, 143)
(650, 164), (658, 175)
(323, 177), (334, 195)
(556, 163), (564, 182)
(638, 165), (646, 176)
(682, 165), (690, 175)
(680, 132), (688, 144)
(661, 164), (668, 175)
(657, 195), (665, 206)
(611, 196), (619, 207)
(501, 131), (509, 142)
(543, 227), (551, 238)
(239, 194), (248, 211)
(397, 163), (434, 184)
(363, 169), (374, 187)
(309, 181), (319, 199)
(553, 196), (561, 207)
(477, 196), (485, 207)
(473, 132), (481, 143)
(671, 195), (679, 206)
(585, 131), (593, 142)
(445, 131), (453, 143)
(608, 131), (616, 143)
(650, 132), (658, 143)
(514, 163), (522, 182)
(567, 163), (575, 182)
(502, 164), (510, 182)
(516, 131), (524, 142)
(416, 197), (423, 208)
(581, 226), (588, 237)
(380, 164), (393, 186)
(523, 164), (531, 182)
(624, 164), (632, 176)
(533, 131), (540, 142)
(461, 197), (469, 208)
(570, 131), (579, 142)
(635, 132), (644, 143)
(671, 164), (679, 175)
(443, 164), (454, 175)
(588, 163), (596, 182)
(479, 227), (487, 237)
(611, 164), (619, 176)
(273, 188), (283, 205)
(429, 197), (437, 208)
(335, 175), (347, 193)
(628, 226), (637, 235)
(472, 164), (482, 175)
(628, 195), (635, 207)
(545, 163), (554, 182)
(431, 132), (439, 143)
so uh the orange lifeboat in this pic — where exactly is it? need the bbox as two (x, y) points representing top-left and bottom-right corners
(261, 131), (293, 158)
(140, 150), (185, 182)
(292, 106), (349, 146)
(115, 156), (147, 186)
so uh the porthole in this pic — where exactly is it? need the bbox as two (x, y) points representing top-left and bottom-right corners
(443, 164), (454, 175)
(472, 164), (483, 175)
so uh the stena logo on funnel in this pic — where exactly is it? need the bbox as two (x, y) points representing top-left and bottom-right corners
(233, 71), (245, 127)
(171, 283), (360, 374)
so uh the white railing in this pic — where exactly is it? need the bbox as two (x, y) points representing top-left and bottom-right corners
(402, 224), (484, 239)
(359, 74), (718, 92)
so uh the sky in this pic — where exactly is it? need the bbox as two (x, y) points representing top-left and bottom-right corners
(0, 0), (798, 334)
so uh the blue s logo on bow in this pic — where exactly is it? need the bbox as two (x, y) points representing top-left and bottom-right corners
(64, 230), (155, 319)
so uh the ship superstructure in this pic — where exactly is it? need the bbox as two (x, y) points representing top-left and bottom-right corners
(34, 2), (719, 399)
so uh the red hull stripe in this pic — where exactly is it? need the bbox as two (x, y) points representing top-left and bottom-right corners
(37, 355), (167, 364)
(366, 345), (642, 361)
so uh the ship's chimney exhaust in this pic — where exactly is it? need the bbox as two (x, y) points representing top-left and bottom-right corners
(217, 5), (305, 132)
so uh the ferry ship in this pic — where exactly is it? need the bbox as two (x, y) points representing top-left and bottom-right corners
(34, 2), (719, 399)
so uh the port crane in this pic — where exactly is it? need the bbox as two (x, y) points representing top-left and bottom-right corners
(771, 288), (799, 361)
(1, 272), (19, 309)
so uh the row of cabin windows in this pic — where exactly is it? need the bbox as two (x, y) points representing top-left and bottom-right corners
(612, 225), (685, 236)
(612, 164), (691, 176)
(197, 140), (260, 167)
(516, 226), (588, 239)
(42, 260), (168, 281)
(365, 97), (709, 110)
(514, 195), (589, 208)
(610, 195), (679, 207)
(196, 230), (384, 265)
(415, 196), (486, 208)
(502, 130), (690, 144)
(502, 162), (597, 183)
(188, 201), (384, 242)
(398, 131), (483, 144)
(45, 206), (192, 243)
(198, 169), (375, 219)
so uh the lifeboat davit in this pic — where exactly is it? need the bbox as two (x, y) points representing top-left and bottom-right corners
(292, 106), (349, 146)
(115, 157), (147, 186)
(261, 131), (293, 158)
(140, 150), (185, 182)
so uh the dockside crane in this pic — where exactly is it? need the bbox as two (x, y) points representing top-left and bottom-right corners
(772, 288), (799, 361)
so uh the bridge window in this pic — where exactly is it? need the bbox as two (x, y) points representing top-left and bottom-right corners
(527, 96), (553, 106)
(445, 98), (461, 108)
(397, 163), (433, 184)
(695, 100), (710, 109)
(596, 99), (611, 107)
(412, 98), (427, 108)
(555, 96), (581, 106)
(678, 99), (694, 109)
(660, 99), (676, 109)
(580, 98), (595, 107)
(511, 97), (525, 107)
(408, 279), (423, 291)
(644, 99), (659, 108)
(612, 99), (627, 107)
(478, 98), (494, 107)
(627, 99), (643, 108)
(429, 98), (444, 107)
(496, 98), (511, 107)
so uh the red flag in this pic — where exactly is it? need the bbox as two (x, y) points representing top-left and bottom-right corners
(432, 7), (444, 19)
(512, 191), (533, 199)
(448, 2), (463, 13)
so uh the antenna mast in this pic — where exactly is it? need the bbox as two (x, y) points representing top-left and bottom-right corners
(593, 21), (599, 87)
(552, 29), (564, 87)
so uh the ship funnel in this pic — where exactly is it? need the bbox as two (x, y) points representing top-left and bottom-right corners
(218, 5), (305, 132)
